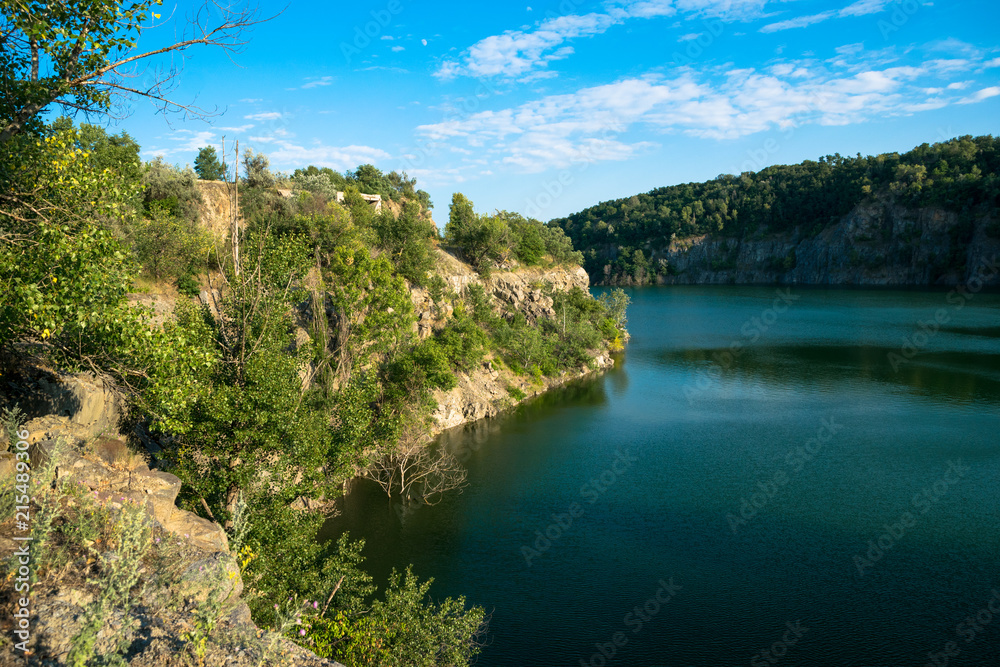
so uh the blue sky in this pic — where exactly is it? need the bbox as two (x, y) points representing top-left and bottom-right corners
(116, 0), (1000, 223)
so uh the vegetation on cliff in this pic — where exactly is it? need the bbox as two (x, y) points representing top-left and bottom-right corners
(0, 111), (626, 664)
(551, 135), (1000, 283)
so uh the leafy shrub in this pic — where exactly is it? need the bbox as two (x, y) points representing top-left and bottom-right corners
(506, 385), (527, 401)
(130, 205), (212, 281)
(143, 157), (203, 223)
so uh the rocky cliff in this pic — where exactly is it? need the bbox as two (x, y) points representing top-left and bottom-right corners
(0, 367), (343, 667)
(603, 201), (1000, 287)
(409, 248), (614, 437)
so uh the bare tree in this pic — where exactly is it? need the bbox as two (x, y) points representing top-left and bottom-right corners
(0, 0), (272, 145)
(366, 446), (469, 506)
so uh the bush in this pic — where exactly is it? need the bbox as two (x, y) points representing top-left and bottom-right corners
(143, 157), (203, 223)
(372, 202), (436, 286)
(130, 205), (212, 281)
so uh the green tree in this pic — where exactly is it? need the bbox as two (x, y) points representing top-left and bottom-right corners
(194, 145), (226, 180)
(143, 157), (203, 222)
(0, 0), (263, 144)
(372, 201), (436, 285)
(445, 194), (512, 270)
(242, 148), (275, 189)
(0, 126), (141, 366)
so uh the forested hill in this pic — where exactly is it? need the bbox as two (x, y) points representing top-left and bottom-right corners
(550, 136), (1000, 286)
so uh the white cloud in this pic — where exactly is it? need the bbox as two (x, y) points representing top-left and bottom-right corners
(268, 142), (392, 171)
(437, 0), (778, 81)
(760, 11), (836, 32)
(301, 76), (334, 89)
(958, 86), (1000, 104)
(244, 112), (283, 121)
(418, 53), (998, 172)
(838, 0), (893, 17)
(392, 45), (405, 52)
(761, 0), (894, 33)
(239, 98), (263, 103)
(217, 124), (255, 133)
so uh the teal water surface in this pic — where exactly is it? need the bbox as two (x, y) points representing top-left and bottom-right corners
(325, 286), (1000, 666)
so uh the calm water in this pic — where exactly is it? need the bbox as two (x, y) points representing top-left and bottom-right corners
(325, 286), (1000, 666)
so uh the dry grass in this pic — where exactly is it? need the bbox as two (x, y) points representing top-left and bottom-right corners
(92, 437), (148, 471)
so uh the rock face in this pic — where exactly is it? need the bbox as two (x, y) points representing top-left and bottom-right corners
(195, 180), (237, 241)
(1, 366), (344, 667)
(603, 202), (1000, 287)
(428, 353), (614, 434)
(410, 247), (591, 338)
(410, 248), (613, 437)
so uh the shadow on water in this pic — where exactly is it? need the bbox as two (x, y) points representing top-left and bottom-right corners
(319, 369), (614, 589)
(656, 344), (1000, 405)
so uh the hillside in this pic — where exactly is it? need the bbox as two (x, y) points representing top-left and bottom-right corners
(1, 119), (627, 667)
(551, 135), (1000, 286)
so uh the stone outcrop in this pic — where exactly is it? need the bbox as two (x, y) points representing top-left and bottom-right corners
(428, 353), (614, 435)
(410, 247), (591, 338)
(601, 201), (1000, 287)
(410, 248), (614, 437)
(0, 367), (344, 667)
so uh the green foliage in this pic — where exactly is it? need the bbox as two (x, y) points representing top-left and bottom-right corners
(464, 284), (625, 377)
(143, 157), (203, 223)
(0, 128), (154, 370)
(0, 0), (165, 142)
(242, 148), (275, 190)
(130, 205), (211, 281)
(445, 194), (512, 270)
(447, 194), (584, 270)
(372, 202), (437, 286)
(194, 145), (227, 181)
(306, 566), (485, 667)
(553, 135), (1000, 281)
(506, 385), (527, 401)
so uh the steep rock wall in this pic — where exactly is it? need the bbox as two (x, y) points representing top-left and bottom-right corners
(410, 248), (612, 438)
(0, 369), (343, 667)
(602, 202), (1000, 287)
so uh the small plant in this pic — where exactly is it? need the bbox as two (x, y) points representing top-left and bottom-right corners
(506, 385), (527, 402)
(67, 497), (153, 667)
(177, 272), (202, 298)
(1, 405), (26, 451)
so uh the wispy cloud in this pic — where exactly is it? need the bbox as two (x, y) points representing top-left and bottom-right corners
(760, 11), (835, 33)
(301, 76), (334, 89)
(760, 0), (895, 33)
(244, 112), (283, 121)
(419, 53), (995, 172)
(436, 0), (780, 81)
(957, 86), (1000, 104)
(268, 142), (392, 171)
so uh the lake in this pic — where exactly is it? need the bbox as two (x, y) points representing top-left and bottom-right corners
(325, 286), (1000, 666)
